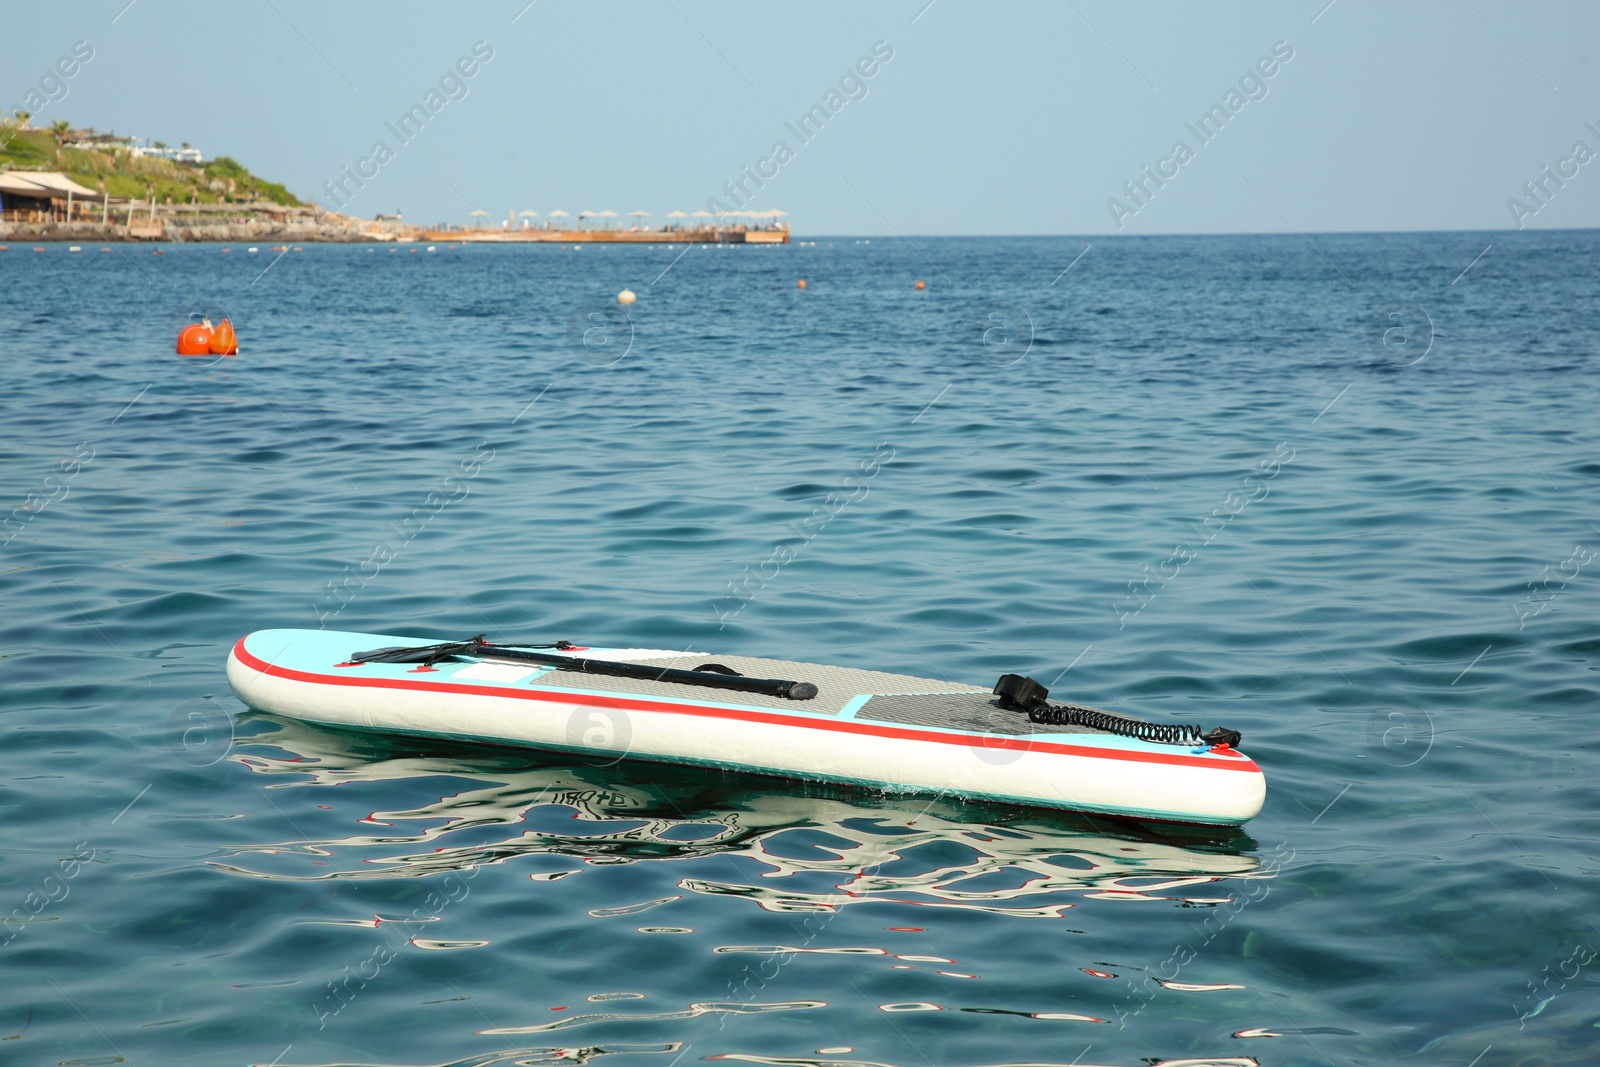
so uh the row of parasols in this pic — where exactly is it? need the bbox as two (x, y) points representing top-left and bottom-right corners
(468, 208), (789, 229)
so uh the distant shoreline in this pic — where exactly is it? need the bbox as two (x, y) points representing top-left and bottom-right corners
(0, 216), (790, 245)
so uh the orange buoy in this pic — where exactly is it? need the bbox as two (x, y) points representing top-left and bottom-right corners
(797, 279), (807, 289)
(914, 280), (926, 290)
(209, 318), (238, 355)
(177, 318), (214, 355)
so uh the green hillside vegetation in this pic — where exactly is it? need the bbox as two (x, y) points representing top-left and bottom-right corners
(0, 119), (301, 206)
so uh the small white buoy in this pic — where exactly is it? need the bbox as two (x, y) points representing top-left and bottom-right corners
(248, 247), (259, 253)
(68, 246), (82, 252)
(617, 289), (636, 304)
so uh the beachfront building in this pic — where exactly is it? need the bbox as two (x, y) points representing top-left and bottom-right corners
(60, 130), (204, 165)
(0, 171), (102, 221)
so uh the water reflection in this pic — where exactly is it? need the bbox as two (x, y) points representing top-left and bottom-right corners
(268, 1043), (682, 1067)
(215, 713), (1268, 918)
(710, 1058), (1258, 1067)
(479, 1000), (828, 1036)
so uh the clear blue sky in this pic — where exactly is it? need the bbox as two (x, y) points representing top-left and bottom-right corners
(5, 0), (1599, 234)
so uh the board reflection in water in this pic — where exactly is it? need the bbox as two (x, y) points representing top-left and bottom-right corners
(218, 712), (1269, 920)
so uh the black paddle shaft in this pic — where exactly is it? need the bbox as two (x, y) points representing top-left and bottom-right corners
(351, 636), (819, 701)
(477, 644), (819, 701)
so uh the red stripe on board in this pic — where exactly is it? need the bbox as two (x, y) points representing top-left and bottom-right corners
(231, 637), (1260, 774)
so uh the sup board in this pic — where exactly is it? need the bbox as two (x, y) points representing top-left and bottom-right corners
(227, 629), (1264, 826)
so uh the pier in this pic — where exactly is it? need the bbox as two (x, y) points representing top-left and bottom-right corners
(410, 225), (788, 244)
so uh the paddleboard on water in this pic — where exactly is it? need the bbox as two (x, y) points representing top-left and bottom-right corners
(227, 629), (1265, 826)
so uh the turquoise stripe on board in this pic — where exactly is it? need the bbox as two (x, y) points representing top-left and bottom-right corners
(838, 695), (871, 720)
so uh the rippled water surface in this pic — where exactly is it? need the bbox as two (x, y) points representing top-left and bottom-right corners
(1, 233), (1597, 1066)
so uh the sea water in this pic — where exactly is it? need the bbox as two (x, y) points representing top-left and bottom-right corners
(0, 232), (1596, 1066)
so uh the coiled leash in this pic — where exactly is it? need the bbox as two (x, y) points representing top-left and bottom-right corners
(993, 674), (1241, 748)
